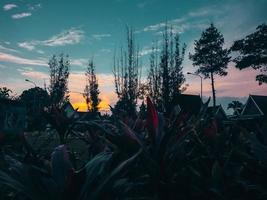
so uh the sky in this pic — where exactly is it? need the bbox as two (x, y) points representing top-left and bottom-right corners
(0, 0), (267, 112)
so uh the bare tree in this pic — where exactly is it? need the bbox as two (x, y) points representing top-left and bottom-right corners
(113, 26), (141, 116)
(147, 23), (186, 112)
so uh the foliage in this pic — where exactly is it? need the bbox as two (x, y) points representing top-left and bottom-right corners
(231, 23), (267, 85)
(20, 87), (50, 130)
(48, 54), (70, 108)
(1, 96), (267, 200)
(227, 100), (244, 115)
(113, 26), (141, 116)
(83, 59), (101, 113)
(148, 24), (186, 112)
(0, 87), (12, 100)
(189, 23), (231, 107)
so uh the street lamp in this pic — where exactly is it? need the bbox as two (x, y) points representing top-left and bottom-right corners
(187, 72), (203, 101)
(25, 79), (37, 87)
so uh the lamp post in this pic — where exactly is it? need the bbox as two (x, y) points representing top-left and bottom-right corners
(25, 79), (37, 87)
(187, 72), (203, 101)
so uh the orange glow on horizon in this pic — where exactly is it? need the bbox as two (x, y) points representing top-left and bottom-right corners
(72, 101), (110, 112)
(69, 90), (117, 112)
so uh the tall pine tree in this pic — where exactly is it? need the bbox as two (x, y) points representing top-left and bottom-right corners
(189, 23), (230, 108)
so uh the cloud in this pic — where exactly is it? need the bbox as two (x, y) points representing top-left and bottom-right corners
(0, 44), (20, 53)
(70, 58), (88, 67)
(28, 3), (41, 11)
(12, 12), (32, 19)
(139, 6), (222, 34)
(143, 22), (166, 32)
(36, 50), (45, 54)
(18, 42), (35, 51)
(92, 34), (111, 40)
(0, 52), (47, 66)
(139, 46), (160, 57)
(3, 4), (17, 11)
(20, 70), (49, 80)
(18, 28), (84, 50)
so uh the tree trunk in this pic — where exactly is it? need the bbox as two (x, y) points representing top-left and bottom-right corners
(211, 72), (216, 108)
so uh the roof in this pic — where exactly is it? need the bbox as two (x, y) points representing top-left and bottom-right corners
(206, 105), (227, 119)
(250, 95), (267, 115)
(77, 111), (100, 120)
(173, 94), (202, 115)
(206, 105), (220, 115)
(241, 95), (267, 117)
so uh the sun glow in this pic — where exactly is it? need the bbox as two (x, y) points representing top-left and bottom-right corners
(72, 101), (110, 112)
(69, 91), (115, 113)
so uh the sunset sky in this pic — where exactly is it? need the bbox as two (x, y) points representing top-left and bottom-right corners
(0, 0), (267, 112)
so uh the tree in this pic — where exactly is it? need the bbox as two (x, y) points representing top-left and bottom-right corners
(231, 23), (267, 85)
(227, 100), (243, 115)
(48, 54), (70, 107)
(20, 87), (50, 130)
(148, 24), (186, 112)
(170, 33), (186, 99)
(147, 41), (161, 107)
(0, 87), (12, 99)
(83, 59), (101, 113)
(113, 26), (141, 116)
(189, 23), (230, 108)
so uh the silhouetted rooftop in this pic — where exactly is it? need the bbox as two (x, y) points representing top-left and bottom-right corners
(174, 94), (202, 115)
(250, 95), (267, 115)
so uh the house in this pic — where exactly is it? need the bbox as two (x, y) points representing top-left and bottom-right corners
(240, 95), (267, 143)
(241, 95), (267, 120)
(206, 105), (228, 121)
(62, 101), (78, 119)
(173, 94), (203, 116)
(62, 101), (100, 121)
(0, 99), (26, 133)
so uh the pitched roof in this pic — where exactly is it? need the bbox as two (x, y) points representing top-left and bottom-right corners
(174, 94), (202, 115)
(206, 105), (220, 115)
(206, 105), (227, 119)
(250, 95), (267, 115)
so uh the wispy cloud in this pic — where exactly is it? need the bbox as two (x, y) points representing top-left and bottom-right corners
(18, 28), (84, 51)
(28, 3), (41, 11)
(139, 46), (160, 57)
(36, 50), (45, 54)
(20, 70), (49, 80)
(3, 4), (17, 11)
(143, 22), (167, 32)
(0, 52), (47, 66)
(12, 12), (32, 19)
(0, 44), (20, 53)
(18, 42), (35, 51)
(70, 58), (88, 67)
(92, 34), (111, 40)
(139, 6), (221, 34)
